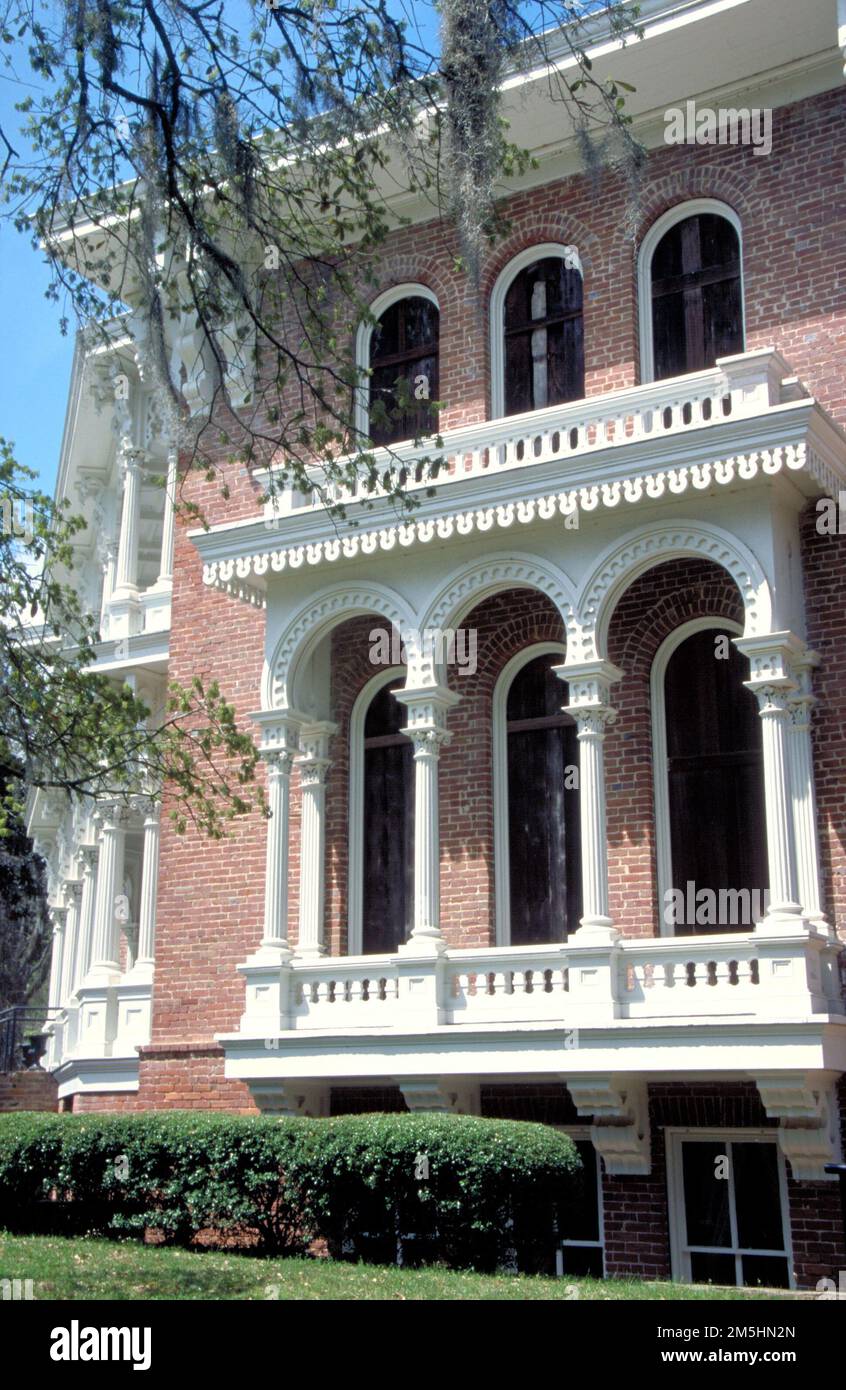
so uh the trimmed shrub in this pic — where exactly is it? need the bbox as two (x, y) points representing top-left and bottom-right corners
(0, 1111), (317, 1252)
(0, 1111), (582, 1270)
(289, 1112), (583, 1272)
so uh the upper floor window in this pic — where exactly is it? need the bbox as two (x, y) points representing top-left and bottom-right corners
(356, 286), (439, 447)
(639, 200), (744, 382)
(490, 245), (584, 419)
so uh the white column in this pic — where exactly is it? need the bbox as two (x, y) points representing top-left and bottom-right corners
(395, 686), (460, 952)
(156, 444), (178, 587)
(787, 654), (825, 924)
(99, 540), (118, 629)
(59, 881), (83, 1004)
(113, 447), (144, 596)
(262, 747), (297, 950)
(296, 722), (336, 958)
(556, 660), (622, 939)
(239, 713), (302, 1029)
(136, 803), (160, 967)
(74, 846), (99, 990)
(737, 634), (804, 928)
(87, 806), (127, 977)
(46, 906), (67, 1013)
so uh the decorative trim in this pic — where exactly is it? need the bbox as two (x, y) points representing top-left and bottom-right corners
(637, 199), (745, 384)
(397, 1078), (480, 1114)
(418, 552), (577, 673)
(201, 441), (821, 605)
(266, 581), (415, 711)
(348, 667), (406, 956)
(493, 643), (567, 947)
(576, 519), (771, 662)
(567, 1076), (651, 1176)
(353, 283), (440, 442)
(250, 1081), (330, 1116)
(650, 616), (743, 937)
(489, 243), (583, 419)
(756, 1072), (843, 1181)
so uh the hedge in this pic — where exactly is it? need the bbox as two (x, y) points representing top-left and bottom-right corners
(0, 1111), (582, 1270)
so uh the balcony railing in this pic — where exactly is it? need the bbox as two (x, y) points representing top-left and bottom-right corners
(255, 924), (843, 1035)
(265, 349), (803, 518)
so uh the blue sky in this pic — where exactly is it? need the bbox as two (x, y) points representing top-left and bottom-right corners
(0, 67), (75, 496)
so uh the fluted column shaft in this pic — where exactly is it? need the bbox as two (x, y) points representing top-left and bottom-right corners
(136, 805), (160, 965)
(59, 881), (83, 1004)
(787, 657), (824, 922)
(89, 809), (126, 975)
(74, 846), (99, 989)
(296, 722), (336, 957)
(396, 686), (460, 951)
(263, 750), (296, 949)
(157, 446), (178, 586)
(114, 448), (143, 595)
(738, 633), (806, 926)
(47, 907), (67, 1012)
(556, 660), (622, 938)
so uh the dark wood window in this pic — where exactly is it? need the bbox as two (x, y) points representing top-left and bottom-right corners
(368, 295), (439, 447)
(664, 628), (767, 932)
(506, 654), (581, 944)
(504, 258), (584, 416)
(361, 683), (414, 954)
(651, 213), (743, 380)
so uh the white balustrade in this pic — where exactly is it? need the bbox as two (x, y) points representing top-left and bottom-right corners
(267, 350), (792, 516)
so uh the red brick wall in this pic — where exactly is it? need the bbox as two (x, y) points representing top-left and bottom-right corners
(0, 1069), (58, 1114)
(800, 504), (846, 932)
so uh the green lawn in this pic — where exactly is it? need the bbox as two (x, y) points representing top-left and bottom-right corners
(0, 1233), (798, 1300)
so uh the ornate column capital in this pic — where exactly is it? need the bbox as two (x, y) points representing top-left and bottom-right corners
(295, 720), (337, 782)
(554, 658), (622, 728)
(62, 879), (83, 908)
(735, 631), (805, 698)
(395, 683), (460, 753)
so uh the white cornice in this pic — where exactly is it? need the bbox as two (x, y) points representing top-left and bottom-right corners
(193, 401), (846, 606)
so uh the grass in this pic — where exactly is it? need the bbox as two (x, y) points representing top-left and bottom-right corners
(0, 1233), (798, 1300)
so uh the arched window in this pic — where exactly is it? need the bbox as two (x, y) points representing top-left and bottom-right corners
(653, 622), (767, 934)
(356, 679), (414, 954)
(490, 245), (584, 418)
(494, 648), (581, 945)
(359, 288), (439, 447)
(639, 201), (744, 382)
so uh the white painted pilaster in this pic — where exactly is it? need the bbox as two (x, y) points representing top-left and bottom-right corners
(556, 660), (622, 938)
(295, 721), (336, 959)
(395, 685), (460, 954)
(737, 634), (805, 929)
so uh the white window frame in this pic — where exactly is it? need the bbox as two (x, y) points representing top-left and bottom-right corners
(650, 616), (743, 937)
(492, 641), (567, 946)
(666, 1128), (794, 1289)
(353, 284), (440, 443)
(637, 198), (746, 384)
(489, 244), (583, 420)
(347, 665), (407, 956)
(554, 1125), (605, 1278)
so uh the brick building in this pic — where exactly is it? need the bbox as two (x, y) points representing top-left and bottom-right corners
(31, 0), (846, 1288)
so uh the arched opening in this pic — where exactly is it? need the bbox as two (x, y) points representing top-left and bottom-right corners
(504, 652), (581, 944)
(649, 210), (743, 380)
(360, 681), (414, 953)
(661, 626), (767, 932)
(367, 293), (439, 446)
